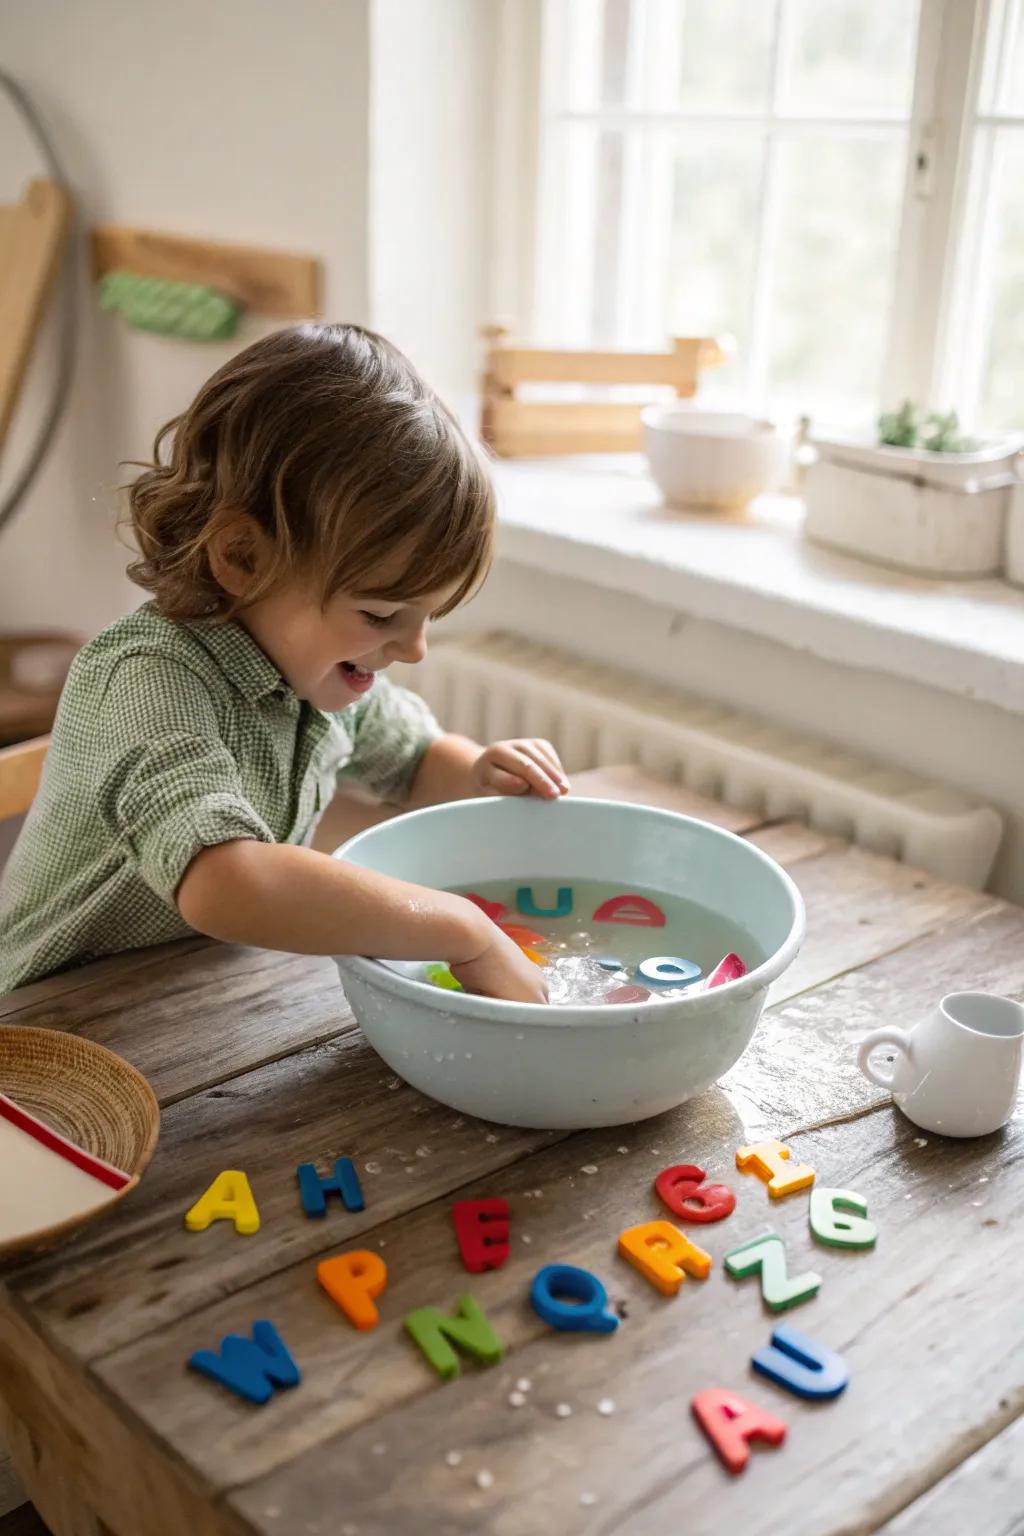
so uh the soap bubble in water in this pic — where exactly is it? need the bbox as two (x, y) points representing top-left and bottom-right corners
(545, 955), (623, 1006)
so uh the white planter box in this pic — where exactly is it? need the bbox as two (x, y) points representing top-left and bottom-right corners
(804, 434), (1021, 578)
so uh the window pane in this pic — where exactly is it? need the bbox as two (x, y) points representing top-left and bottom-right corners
(654, 0), (777, 114)
(782, 0), (920, 118)
(554, 0), (640, 110)
(667, 133), (763, 389)
(979, 0), (1024, 115)
(977, 132), (1024, 431)
(765, 134), (907, 420)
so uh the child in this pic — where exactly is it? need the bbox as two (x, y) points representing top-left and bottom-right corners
(0, 324), (569, 1000)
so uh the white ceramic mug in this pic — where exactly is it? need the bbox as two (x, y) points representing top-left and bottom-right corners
(857, 991), (1024, 1137)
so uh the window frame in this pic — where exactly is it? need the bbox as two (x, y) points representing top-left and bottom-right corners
(489, 0), (1007, 428)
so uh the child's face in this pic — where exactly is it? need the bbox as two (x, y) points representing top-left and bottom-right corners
(240, 572), (463, 712)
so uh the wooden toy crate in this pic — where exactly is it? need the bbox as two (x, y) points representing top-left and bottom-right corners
(480, 325), (725, 457)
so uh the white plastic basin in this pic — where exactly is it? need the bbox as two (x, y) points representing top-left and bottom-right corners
(333, 797), (804, 1129)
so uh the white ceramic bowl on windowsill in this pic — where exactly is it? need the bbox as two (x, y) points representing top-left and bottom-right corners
(642, 406), (784, 512)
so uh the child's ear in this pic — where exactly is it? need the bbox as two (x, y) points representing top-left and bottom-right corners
(207, 514), (274, 598)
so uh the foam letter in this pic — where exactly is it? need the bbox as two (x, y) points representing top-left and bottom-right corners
(736, 1139), (815, 1198)
(530, 1264), (619, 1334)
(452, 1198), (510, 1273)
(809, 1187), (877, 1249)
(691, 1388), (787, 1473)
(592, 894), (666, 927)
(189, 1320), (300, 1404)
(617, 1219), (712, 1295)
(655, 1164), (736, 1224)
(517, 885), (573, 918)
(724, 1233), (821, 1312)
(317, 1250), (388, 1330)
(184, 1170), (260, 1235)
(297, 1158), (365, 1217)
(404, 1294), (503, 1380)
(751, 1324), (850, 1400)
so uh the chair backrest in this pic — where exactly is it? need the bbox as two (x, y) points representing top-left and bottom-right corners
(0, 736), (49, 822)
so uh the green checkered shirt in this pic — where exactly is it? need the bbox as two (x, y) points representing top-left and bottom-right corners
(0, 603), (441, 993)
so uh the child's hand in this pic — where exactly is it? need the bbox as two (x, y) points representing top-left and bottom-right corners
(450, 922), (550, 1003)
(471, 738), (570, 800)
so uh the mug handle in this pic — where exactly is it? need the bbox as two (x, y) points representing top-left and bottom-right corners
(857, 1027), (915, 1090)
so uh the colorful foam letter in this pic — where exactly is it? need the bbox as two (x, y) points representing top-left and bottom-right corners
(517, 886), (573, 919)
(297, 1158), (365, 1217)
(452, 1198), (511, 1273)
(404, 1294), (504, 1381)
(591, 894), (666, 927)
(691, 1388), (787, 1474)
(706, 952), (747, 989)
(184, 1170), (260, 1235)
(317, 1249), (388, 1330)
(465, 892), (508, 923)
(499, 923), (545, 947)
(809, 1187), (878, 1250)
(605, 985), (650, 1005)
(751, 1324), (850, 1401)
(530, 1264), (619, 1334)
(736, 1139), (815, 1198)
(655, 1164), (736, 1224)
(617, 1219), (712, 1296)
(637, 955), (702, 988)
(189, 1320), (300, 1405)
(724, 1233), (821, 1313)
(426, 962), (463, 992)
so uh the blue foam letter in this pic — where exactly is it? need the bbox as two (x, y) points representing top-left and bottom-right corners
(530, 1263), (619, 1334)
(297, 1158), (365, 1217)
(517, 886), (573, 919)
(751, 1323), (849, 1400)
(189, 1320), (301, 1404)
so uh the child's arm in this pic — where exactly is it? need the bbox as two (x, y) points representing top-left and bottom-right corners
(177, 839), (547, 1002)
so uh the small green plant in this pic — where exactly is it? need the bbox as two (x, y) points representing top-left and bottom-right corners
(878, 400), (977, 453)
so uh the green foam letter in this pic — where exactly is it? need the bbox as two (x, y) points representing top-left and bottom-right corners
(404, 1294), (504, 1380)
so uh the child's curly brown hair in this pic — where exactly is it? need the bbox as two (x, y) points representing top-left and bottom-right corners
(125, 323), (495, 621)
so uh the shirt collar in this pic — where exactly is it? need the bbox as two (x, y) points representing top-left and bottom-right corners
(187, 616), (287, 702)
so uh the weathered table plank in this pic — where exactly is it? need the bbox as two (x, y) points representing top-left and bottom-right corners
(1, 944), (349, 1104)
(881, 1416), (1024, 1535)
(227, 1112), (1024, 1536)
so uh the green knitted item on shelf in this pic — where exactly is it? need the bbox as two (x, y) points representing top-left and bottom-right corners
(98, 270), (240, 341)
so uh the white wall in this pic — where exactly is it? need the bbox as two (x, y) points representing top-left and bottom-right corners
(368, 0), (495, 413)
(0, 0), (371, 638)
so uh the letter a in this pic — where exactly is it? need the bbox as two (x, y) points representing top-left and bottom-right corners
(184, 1170), (260, 1235)
(691, 1388), (787, 1474)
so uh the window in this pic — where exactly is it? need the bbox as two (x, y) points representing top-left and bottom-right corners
(512, 0), (1023, 433)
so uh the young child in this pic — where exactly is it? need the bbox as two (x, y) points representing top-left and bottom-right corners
(0, 324), (569, 1001)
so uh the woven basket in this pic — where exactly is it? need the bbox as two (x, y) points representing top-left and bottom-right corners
(0, 1026), (160, 1258)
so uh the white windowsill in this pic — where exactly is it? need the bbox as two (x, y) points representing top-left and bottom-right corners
(491, 456), (1024, 718)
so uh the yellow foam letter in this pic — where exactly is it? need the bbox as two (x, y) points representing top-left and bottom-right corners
(617, 1219), (712, 1295)
(317, 1250), (388, 1330)
(184, 1170), (260, 1235)
(736, 1140), (815, 1199)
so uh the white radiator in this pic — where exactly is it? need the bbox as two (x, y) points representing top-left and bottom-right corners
(393, 632), (1003, 889)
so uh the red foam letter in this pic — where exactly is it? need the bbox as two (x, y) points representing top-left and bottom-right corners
(706, 952), (747, 988)
(691, 1388), (787, 1474)
(592, 894), (666, 927)
(465, 893), (508, 924)
(655, 1164), (736, 1224)
(453, 1198), (510, 1273)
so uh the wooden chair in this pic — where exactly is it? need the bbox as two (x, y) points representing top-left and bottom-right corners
(0, 736), (48, 823)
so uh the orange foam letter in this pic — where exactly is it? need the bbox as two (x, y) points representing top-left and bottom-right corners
(317, 1249), (388, 1331)
(617, 1219), (712, 1295)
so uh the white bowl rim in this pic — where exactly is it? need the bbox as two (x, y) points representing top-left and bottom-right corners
(333, 797), (806, 1028)
(640, 404), (778, 437)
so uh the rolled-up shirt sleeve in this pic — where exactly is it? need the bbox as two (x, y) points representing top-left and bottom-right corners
(336, 675), (443, 803)
(96, 657), (273, 907)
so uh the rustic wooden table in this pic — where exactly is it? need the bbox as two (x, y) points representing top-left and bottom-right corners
(1, 767), (1022, 1536)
